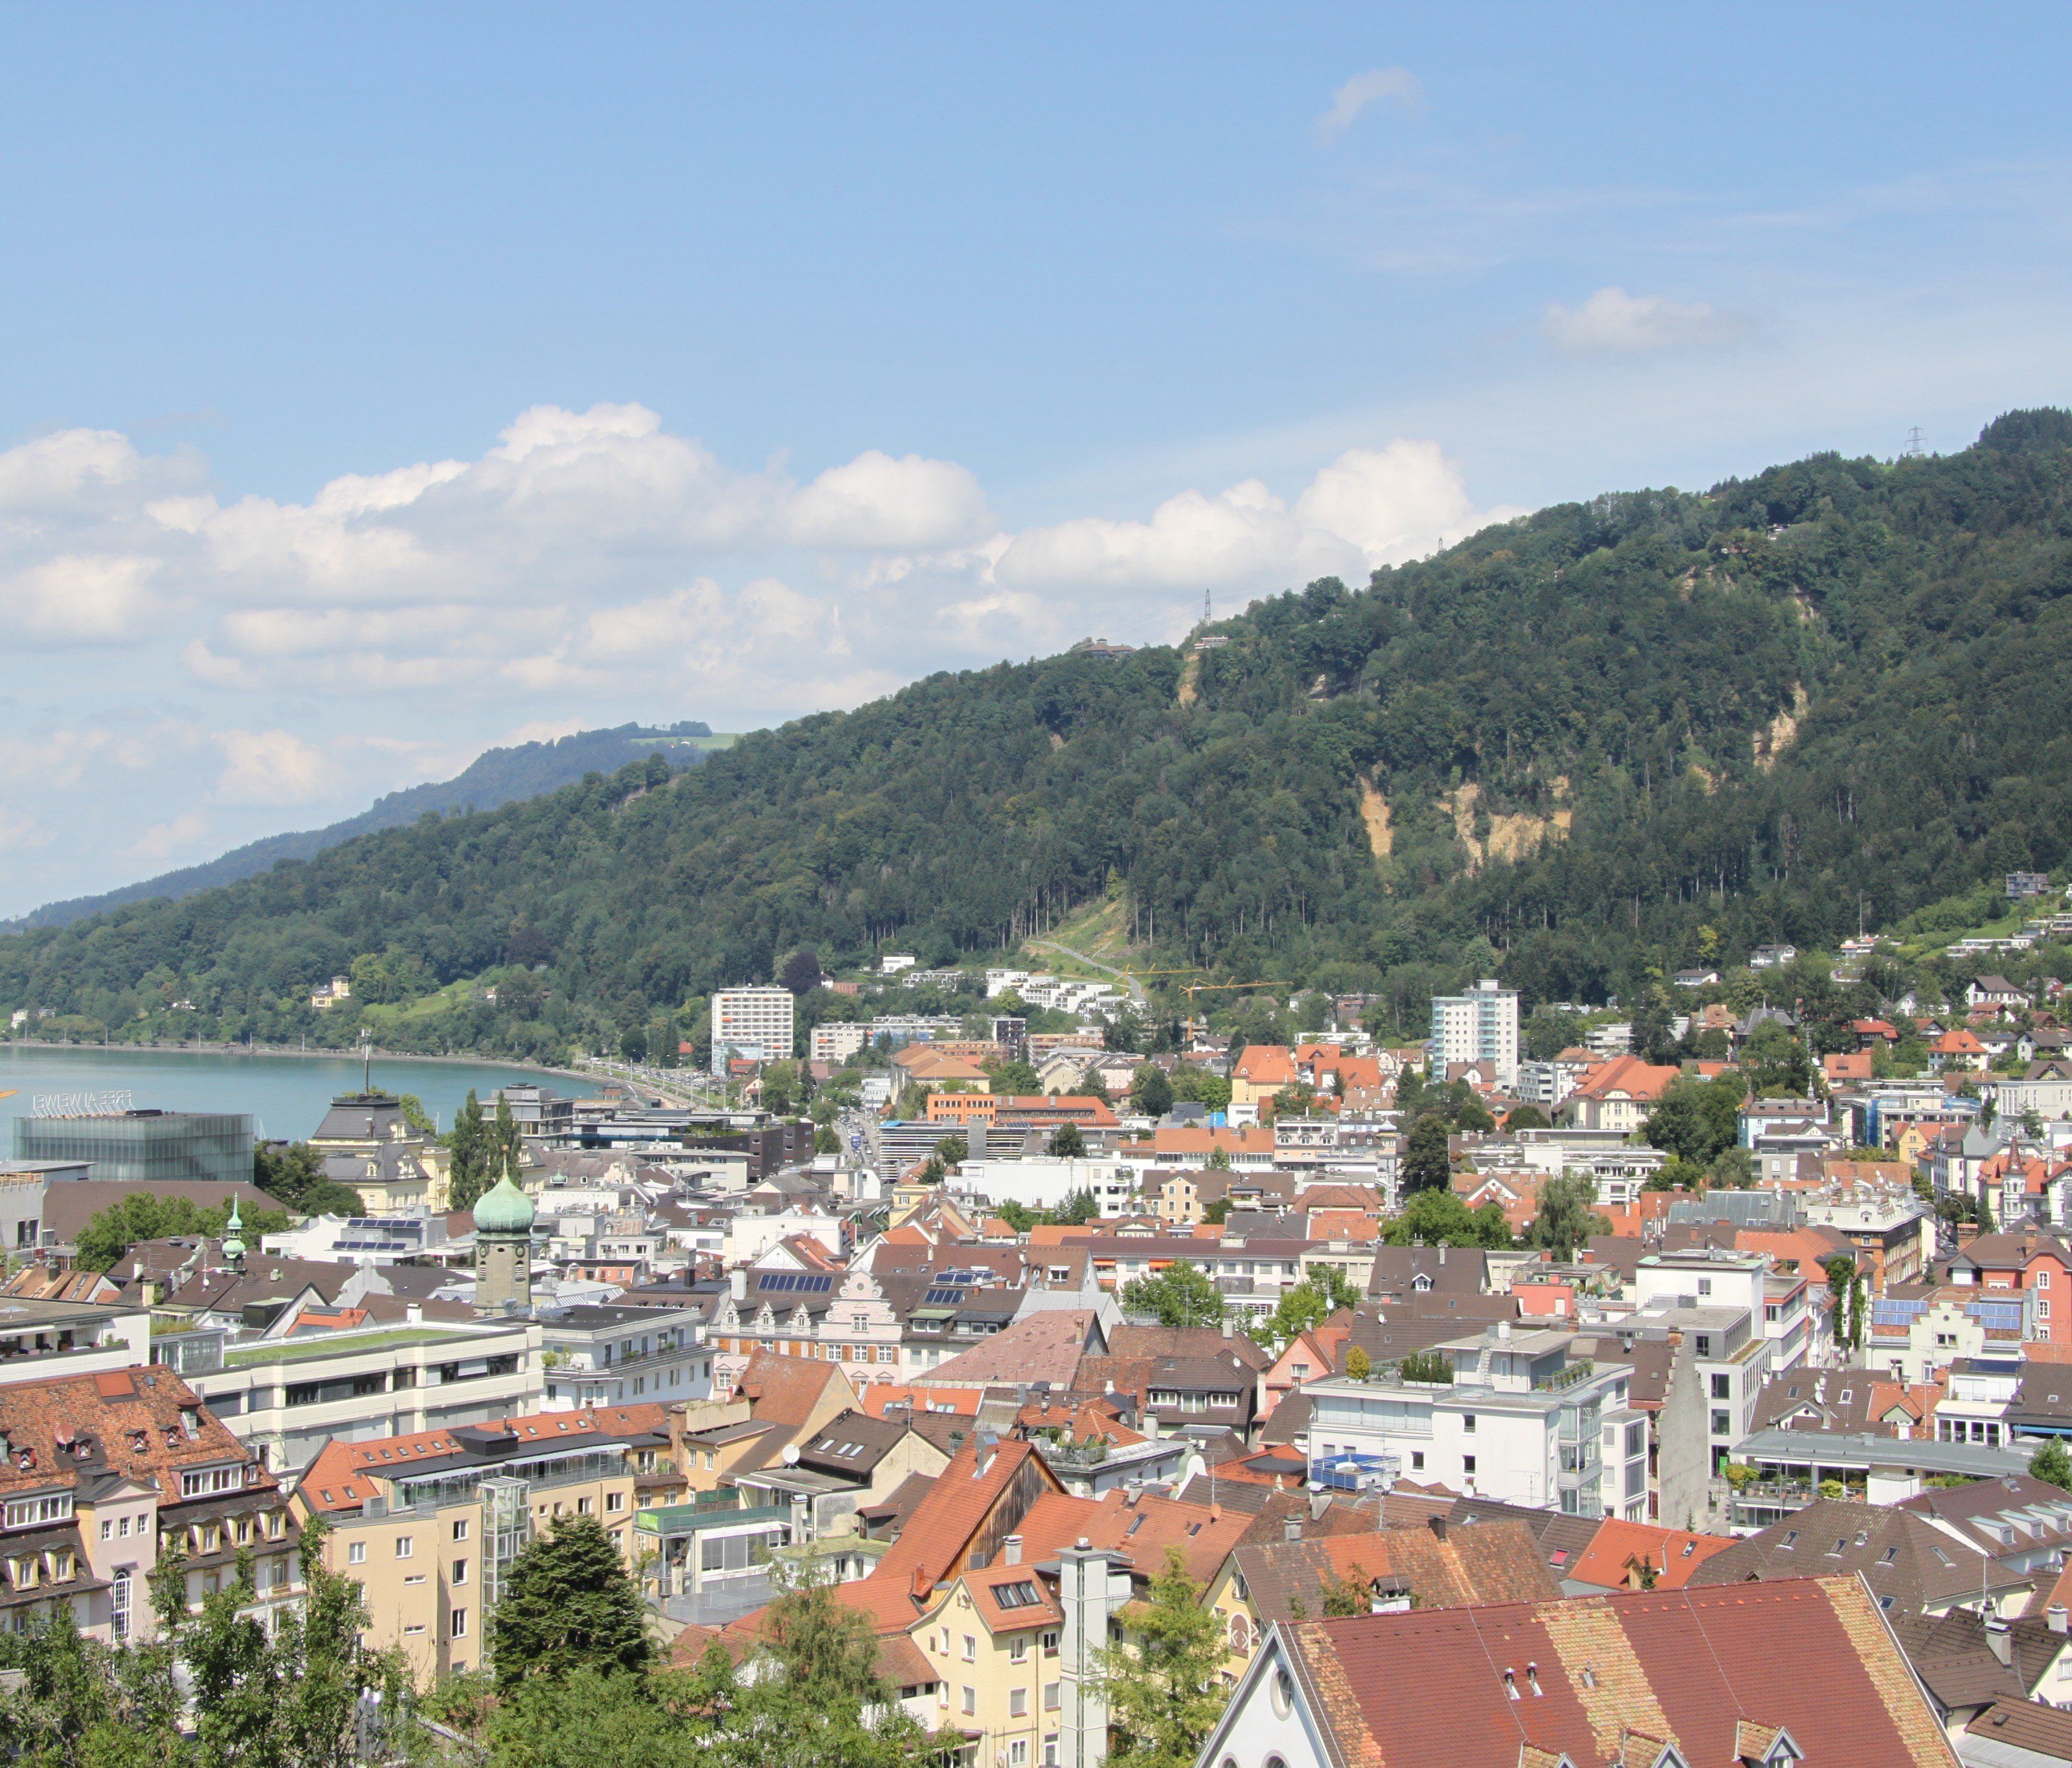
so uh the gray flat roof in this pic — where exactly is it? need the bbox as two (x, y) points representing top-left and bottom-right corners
(1732, 1427), (2033, 1477)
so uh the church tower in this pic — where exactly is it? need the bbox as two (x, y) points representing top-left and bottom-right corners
(472, 1158), (535, 1315)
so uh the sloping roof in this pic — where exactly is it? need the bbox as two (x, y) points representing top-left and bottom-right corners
(1017, 1485), (1249, 1584)
(1107, 1322), (1273, 1370)
(0, 1363), (271, 1507)
(870, 1435), (1052, 1599)
(1228, 1519), (1558, 1621)
(1568, 1054), (1682, 1104)
(1967, 1699), (2072, 1762)
(733, 1348), (852, 1426)
(1278, 1577), (1957, 1767)
(1685, 1498), (2031, 1612)
(299, 1403), (670, 1513)
(920, 1311), (1098, 1388)
(1564, 1519), (1737, 1592)
(1887, 1608), (2042, 1712)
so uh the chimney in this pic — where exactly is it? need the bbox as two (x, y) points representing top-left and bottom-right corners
(2051, 1607), (2069, 1635)
(1438, 1245), (1447, 1264)
(1986, 1615), (2013, 1666)
(729, 1268), (747, 1301)
(1004, 1534), (1022, 1566)
(1284, 1515), (1301, 1543)
(1428, 1513), (1447, 1543)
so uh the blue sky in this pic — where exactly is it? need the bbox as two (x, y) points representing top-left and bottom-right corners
(3, 5), (2071, 914)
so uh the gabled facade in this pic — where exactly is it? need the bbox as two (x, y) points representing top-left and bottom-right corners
(1196, 1578), (1957, 1768)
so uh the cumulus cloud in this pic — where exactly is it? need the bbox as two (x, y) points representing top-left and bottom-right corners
(785, 451), (993, 550)
(122, 811), (210, 862)
(1542, 286), (1759, 354)
(2, 554), (161, 643)
(1314, 67), (1423, 141)
(997, 442), (1522, 595)
(213, 729), (335, 806)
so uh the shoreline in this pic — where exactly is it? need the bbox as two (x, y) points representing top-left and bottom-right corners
(0, 1037), (585, 1086)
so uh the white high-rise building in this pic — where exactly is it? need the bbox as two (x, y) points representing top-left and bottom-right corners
(710, 986), (796, 1072)
(1428, 977), (1520, 1088)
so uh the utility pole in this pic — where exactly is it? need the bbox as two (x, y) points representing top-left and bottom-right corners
(1902, 426), (1926, 460)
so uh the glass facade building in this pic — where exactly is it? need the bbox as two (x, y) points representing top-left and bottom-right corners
(12, 1110), (253, 1186)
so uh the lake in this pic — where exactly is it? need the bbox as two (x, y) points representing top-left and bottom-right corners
(0, 1043), (560, 1145)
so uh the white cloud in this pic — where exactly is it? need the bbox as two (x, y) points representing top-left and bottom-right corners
(785, 450), (993, 550)
(1542, 286), (1759, 355)
(0, 810), (50, 850)
(212, 729), (335, 806)
(997, 442), (1523, 594)
(0, 428), (145, 511)
(1314, 67), (1423, 142)
(122, 812), (210, 862)
(2, 554), (161, 643)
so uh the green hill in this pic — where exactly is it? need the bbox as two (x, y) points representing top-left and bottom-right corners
(6, 721), (726, 931)
(7, 410), (2072, 1062)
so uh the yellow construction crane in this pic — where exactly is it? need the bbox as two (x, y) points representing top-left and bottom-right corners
(0, 1089), (14, 1102)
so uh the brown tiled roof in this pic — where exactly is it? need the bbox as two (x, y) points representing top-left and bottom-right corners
(1228, 1519), (1557, 1622)
(1966, 1698), (2072, 1759)
(1281, 1578), (1956, 1767)
(1107, 1323), (1272, 1370)
(1685, 1498), (2032, 1614)
(732, 1348), (853, 1426)
(919, 1311), (1097, 1388)
(0, 1364), (271, 1507)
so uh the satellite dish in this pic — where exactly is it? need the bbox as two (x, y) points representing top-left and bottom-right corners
(782, 1442), (802, 1466)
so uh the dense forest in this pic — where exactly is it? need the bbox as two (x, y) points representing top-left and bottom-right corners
(5, 411), (2072, 1063)
(8, 720), (719, 930)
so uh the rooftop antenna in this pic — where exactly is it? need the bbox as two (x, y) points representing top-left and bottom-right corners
(1902, 426), (1927, 460)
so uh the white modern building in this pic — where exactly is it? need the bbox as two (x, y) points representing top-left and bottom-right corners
(711, 985), (796, 1071)
(1305, 1321), (1643, 1517)
(809, 1020), (870, 1064)
(1428, 978), (1520, 1089)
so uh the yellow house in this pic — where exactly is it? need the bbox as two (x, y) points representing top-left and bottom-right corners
(1230, 1046), (1298, 1109)
(295, 1406), (668, 1683)
(911, 1559), (1063, 1765)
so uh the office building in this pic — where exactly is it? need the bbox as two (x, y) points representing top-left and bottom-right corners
(1428, 979), (1520, 1089)
(11, 1109), (253, 1187)
(710, 986), (796, 1071)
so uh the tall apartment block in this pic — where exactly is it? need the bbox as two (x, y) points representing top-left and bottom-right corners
(710, 986), (796, 1072)
(1428, 978), (1520, 1089)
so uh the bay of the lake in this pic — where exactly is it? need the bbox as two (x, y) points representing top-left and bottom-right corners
(0, 1043), (560, 1144)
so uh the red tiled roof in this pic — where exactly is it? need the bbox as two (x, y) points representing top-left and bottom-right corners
(0, 1363), (271, 1507)
(1283, 1578), (1954, 1767)
(299, 1403), (671, 1513)
(1564, 1519), (1737, 1592)
(872, 1436), (1054, 1600)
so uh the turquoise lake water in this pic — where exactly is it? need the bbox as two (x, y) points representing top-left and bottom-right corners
(0, 1043), (557, 1145)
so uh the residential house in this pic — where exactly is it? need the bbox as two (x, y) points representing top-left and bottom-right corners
(1563, 1054), (1681, 1134)
(0, 1365), (301, 1646)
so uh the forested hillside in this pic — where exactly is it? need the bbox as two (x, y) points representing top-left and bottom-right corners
(6, 411), (2072, 1062)
(9, 721), (721, 930)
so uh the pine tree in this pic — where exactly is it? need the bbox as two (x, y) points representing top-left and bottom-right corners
(489, 1514), (652, 1692)
(448, 1088), (490, 1212)
(492, 1092), (523, 1183)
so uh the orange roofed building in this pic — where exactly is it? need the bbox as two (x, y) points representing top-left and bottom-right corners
(1564, 1054), (1683, 1134)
